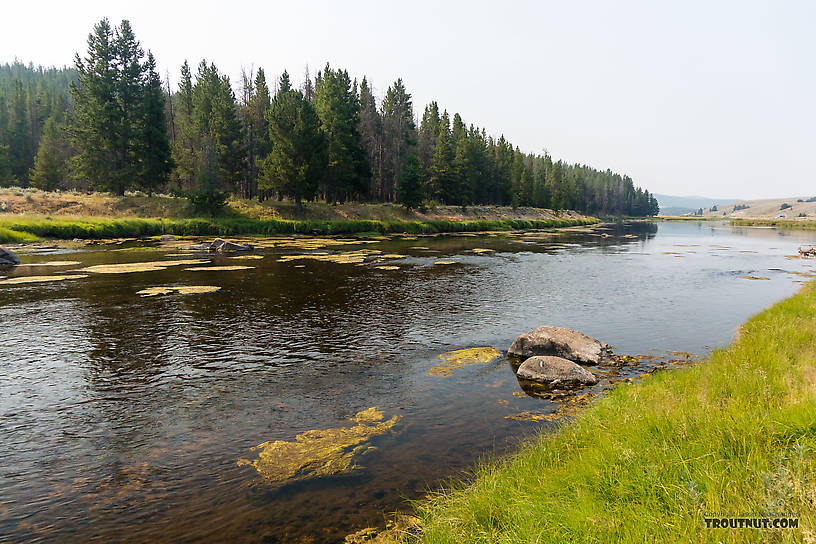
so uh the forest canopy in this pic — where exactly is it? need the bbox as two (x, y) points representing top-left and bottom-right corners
(0, 18), (659, 217)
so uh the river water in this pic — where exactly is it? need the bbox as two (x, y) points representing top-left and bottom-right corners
(1, 221), (814, 543)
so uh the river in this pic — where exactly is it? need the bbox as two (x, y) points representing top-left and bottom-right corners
(1, 221), (814, 543)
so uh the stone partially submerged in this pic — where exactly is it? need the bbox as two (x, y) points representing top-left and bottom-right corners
(0, 246), (21, 268)
(516, 356), (598, 388)
(209, 238), (253, 252)
(508, 326), (608, 365)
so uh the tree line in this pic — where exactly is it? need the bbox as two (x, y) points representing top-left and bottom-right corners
(0, 18), (659, 216)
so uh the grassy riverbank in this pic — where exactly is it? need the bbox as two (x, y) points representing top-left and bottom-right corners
(397, 282), (816, 543)
(0, 188), (603, 242)
(731, 218), (816, 230)
(0, 216), (599, 242)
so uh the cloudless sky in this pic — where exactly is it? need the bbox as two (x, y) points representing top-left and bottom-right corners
(2, 0), (814, 199)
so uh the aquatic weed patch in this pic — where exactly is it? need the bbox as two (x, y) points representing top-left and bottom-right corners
(237, 407), (402, 485)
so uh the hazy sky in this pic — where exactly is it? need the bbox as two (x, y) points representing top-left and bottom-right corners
(2, 0), (814, 199)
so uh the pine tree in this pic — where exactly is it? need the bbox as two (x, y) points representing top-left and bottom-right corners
(171, 60), (196, 191)
(189, 61), (245, 195)
(397, 151), (424, 210)
(0, 144), (12, 186)
(260, 72), (327, 211)
(112, 20), (145, 193)
(417, 101), (439, 175)
(429, 111), (455, 203)
(380, 79), (415, 202)
(70, 18), (119, 192)
(358, 77), (382, 200)
(7, 80), (33, 184)
(29, 115), (70, 190)
(136, 52), (172, 196)
(239, 67), (271, 199)
(314, 64), (369, 203)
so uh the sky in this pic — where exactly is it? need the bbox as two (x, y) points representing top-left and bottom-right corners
(2, 0), (814, 199)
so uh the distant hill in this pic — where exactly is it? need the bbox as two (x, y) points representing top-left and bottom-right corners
(655, 194), (739, 216)
(698, 196), (816, 219)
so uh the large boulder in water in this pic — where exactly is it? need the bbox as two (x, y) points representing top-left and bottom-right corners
(0, 246), (21, 268)
(508, 326), (608, 365)
(517, 356), (598, 388)
(208, 238), (253, 252)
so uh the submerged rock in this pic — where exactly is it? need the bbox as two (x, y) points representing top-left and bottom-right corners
(208, 238), (253, 252)
(0, 246), (21, 268)
(508, 326), (608, 365)
(516, 356), (599, 388)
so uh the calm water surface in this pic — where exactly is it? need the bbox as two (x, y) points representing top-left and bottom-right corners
(1, 221), (814, 543)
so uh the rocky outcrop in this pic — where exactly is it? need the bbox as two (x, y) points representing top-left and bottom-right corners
(516, 356), (598, 388)
(0, 246), (21, 267)
(159, 234), (177, 241)
(508, 326), (608, 365)
(209, 238), (253, 252)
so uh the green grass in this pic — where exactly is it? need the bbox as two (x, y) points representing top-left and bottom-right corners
(0, 226), (42, 243)
(0, 216), (598, 241)
(399, 282), (816, 543)
(731, 218), (816, 230)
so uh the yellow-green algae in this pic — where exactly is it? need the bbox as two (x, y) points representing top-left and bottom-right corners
(18, 260), (82, 267)
(185, 265), (254, 271)
(277, 251), (371, 265)
(428, 347), (502, 377)
(237, 407), (401, 484)
(136, 285), (221, 297)
(0, 274), (88, 285)
(80, 259), (209, 274)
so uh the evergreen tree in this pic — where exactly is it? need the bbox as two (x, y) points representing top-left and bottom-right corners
(358, 77), (382, 200)
(0, 144), (12, 186)
(7, 80), (33, 184)
(397, 151), (425, 210)
(314, 64), (369, 202)
(136, 52), (173, 196)
(260, 72), (328, 211)
(380, 78), (415, 201)
(112, 20), (145, 192)
(70, 18), (119, 192)
(429, 111), (455, 203)
(189, 61), (245, 196)
(171, 60), (196, 191)
(239, 67), (271, 199)
(417, 101), (439, 174)
(29, 115), (70, 190)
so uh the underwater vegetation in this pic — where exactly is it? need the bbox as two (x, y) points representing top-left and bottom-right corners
(237, 407), (402, 485)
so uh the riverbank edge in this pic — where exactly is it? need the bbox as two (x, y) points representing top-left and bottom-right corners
(0, 216), (599, 243)
(383, 281), (816, 543)
(730, 218), (816, 230)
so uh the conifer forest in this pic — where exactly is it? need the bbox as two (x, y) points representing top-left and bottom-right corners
(0, 18), (659, 216)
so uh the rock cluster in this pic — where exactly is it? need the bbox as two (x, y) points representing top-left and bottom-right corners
(509, 326), (608, 389)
